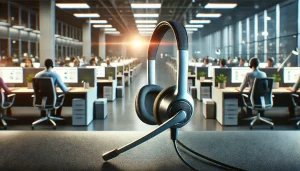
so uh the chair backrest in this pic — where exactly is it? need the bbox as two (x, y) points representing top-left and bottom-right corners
(32, 78), (57, 108)
(250, 77), (274, 109)
(0, 89), (4, 108)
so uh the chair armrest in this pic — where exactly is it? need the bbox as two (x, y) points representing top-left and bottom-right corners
(292, 94), (299, 107)
(55, 94), (66, 109)
(292, 94), (299, 98)
(6, 93), (16, 104)
(241, 94), (250, 108)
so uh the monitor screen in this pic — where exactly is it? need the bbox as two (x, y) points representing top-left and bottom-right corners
(0, 67), (23, 83)
(231, 67), (252, 83)
(52, 67), (78, 83)
(284, 67), (300, 83)
(86, 66), (105, 78)
(208, 66), (220, 78)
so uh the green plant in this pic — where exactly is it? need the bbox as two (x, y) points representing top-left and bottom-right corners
(216, 74), (227, 83)
(82, 76), (91, 83)
(188, 68), (192, 73)
(273, 74), (281, 82)
(198, 72), (206, 79)
(125, 66), (129, 71)
(118, 67), (123, 73)
(26, 74), (34, 83)
(108, 72), (113, 77)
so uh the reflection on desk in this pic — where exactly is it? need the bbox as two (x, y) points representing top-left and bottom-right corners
(10, 87), (95, 93)
(215, 87), (299, 93)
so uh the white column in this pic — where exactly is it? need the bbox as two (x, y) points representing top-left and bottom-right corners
(82, 22), (91, 60)
(254, 14), (258, 57)
(238, 21), (242, 56)
(98, 29), (105, 59)
(276, 4), (280, 63)
(264, 10), (268, 62)
(298, 0), (300, 66)
(246, 18), (250, 59)
(39, 0), (55, 66)
(188, 33), (193, 60)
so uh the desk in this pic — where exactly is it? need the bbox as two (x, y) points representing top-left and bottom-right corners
(212, 87), (300, 126)
(1, 131), (299, 171)
(97, 79), (117, 101)
(117, 75), (125, 87)
(196, 79), (212, 101)
(124, 71), (131, 86)
(10, 87), (97, 125)
(188, 75), (196, 87)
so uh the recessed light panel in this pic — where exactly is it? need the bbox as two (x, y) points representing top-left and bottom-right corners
(205, 3), (237, 9)
(134, 14), (159, 18)
(196, 13), (222, 18)
(56, 3), (90, 9)
(74, 13), (100, 18)
(131, 3), (161, 8)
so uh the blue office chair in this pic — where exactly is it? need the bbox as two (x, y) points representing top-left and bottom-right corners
(0, 89), (16, 129)
(290, 94), (300, 128)
(242, 78), (274, 129)
(32, 78), (65, 129)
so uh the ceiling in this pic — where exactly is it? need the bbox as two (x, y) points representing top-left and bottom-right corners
(11, 0), (288, 37)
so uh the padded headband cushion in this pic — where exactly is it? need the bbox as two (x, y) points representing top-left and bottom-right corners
(135, 85), (163, 125)
(148, 21), (188, 60)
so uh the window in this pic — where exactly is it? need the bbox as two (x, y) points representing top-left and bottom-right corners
(30, 13), (37, 29)
(0, 2), (8, 22)
(257, 13), (264, 41)
(30, 42), (36, 57)
(267, 9), (276, 39)
(21, 9), (28, 27)
(11, 40), (19, 58)
(10, 5), (19, 25)
(279, 35), (297, 66)
(0, 39), (8, 57)
(21, 41), (28, 57)
(280, 1), (298, 37)
(249, 17), (255, 43)
(58, 22), (61, 35)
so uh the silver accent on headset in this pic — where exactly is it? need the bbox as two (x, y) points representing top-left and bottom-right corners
(175, 50), (188, 97)
(148, 60), (156, 85)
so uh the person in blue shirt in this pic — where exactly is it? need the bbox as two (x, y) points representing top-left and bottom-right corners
(35, 59), (71, 117)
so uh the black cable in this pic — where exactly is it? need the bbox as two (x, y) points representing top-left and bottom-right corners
(173, 140), (198, 171)
(177, 140), (245, 171)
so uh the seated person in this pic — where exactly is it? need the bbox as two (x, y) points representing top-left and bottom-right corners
(237, 58), (267, 116)
(239, 58), (246, 67)
(25, 58), (33, 68)
(73, 57), (80, 67)
(89, 58), (96, 66)
(0, 77), (13, 116)
(201, 58), (209, 67)
(35, 59), (71, 117)
(287, 75), (300, 117)
(219, 59), (227, 68)
(266, 58), (274, 68)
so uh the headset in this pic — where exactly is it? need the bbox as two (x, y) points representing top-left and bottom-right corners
(102, 21), (244, 171)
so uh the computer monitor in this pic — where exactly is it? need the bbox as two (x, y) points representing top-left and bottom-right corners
(52, 67), (78, 83)
(86, 66), (105, 78)
(283, 67), (300, 83)
(33, 62), (40, 68)
(0, 67), (23, 83)
(231, 67), (252, 83)
(208, 66), (220, 78)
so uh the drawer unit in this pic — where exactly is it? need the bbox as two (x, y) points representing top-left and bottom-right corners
(223, 98), (238, 125)
(72, 98), (86, 126)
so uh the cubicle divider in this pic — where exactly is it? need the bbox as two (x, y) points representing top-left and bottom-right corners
(104, 67), (117, 80)
(259, 68), (293, 87)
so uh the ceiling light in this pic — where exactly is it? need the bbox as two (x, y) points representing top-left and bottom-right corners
(131, 3), (161, 8)
(185, 28), (198, 31)
(190, 20), (211, 24)
(196, 13), (222, 18)
(90, 20), (107, 24)
(12, 25), (25, 29)
(205, 3), (237, 9)
(138, 28), (155, 31)
(105, 32), (120, 35)
(266, 16), (271, 20)
(185, 24), (204, 28)
(105, 28), (117, 31)
(137, 24), (156, 28)
(74, 13), (100, 18)
(262, 31), (269, 36)
(56, 3), (90, 9)
(136, 20), (157, 24)
(93, 24), (112, 28)
(134, 14), (159, 18)
(139, 31), (153, 34)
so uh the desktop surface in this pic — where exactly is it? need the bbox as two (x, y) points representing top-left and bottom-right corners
(10, 87), (95, 93)
(213, 87), (298, 93)
(0, 131), (299, 171)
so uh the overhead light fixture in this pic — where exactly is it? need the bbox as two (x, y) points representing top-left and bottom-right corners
(131, 3), (161, 9)
(105, 31), (120, 35)
(205, 3), (237, 9)
(185, 24), (204, 28)
(74, 13), (100, 18)
(185, 28), (198, 31)
(138, 28), (155, 31)
(135, 20), (157, 24)
(215, 49), (221, 55)
(137, 24), (156, 28)
(93, 24), (112, 28)
(134, 14), (159, 18)
(262, 31), (269, 36)
(196, 13), (222, 18)
(12, 25), (25, 29)
(266, 16), (271, 20)
(90, 20), (107, 24)
(190, 20), (211, 24)
(105, 28), (117, 31)
(56, 3), (90, 9)
(139, 31), (153, 34)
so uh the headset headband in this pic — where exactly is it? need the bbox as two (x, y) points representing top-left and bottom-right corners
(147, 21), (189, 97)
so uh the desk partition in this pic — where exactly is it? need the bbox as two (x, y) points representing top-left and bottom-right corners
(196, 67), (209, 80)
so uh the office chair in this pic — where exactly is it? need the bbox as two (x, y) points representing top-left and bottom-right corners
(242, 78), (274, 129)
(0, 89), (16, 129)
(32, 78), (65, 129)
(290, 94), (300, 128)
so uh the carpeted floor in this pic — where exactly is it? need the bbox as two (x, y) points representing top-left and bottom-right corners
(1, 130), (300, 171)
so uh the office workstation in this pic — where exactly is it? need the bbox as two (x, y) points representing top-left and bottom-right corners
(1, 0), (300, 170)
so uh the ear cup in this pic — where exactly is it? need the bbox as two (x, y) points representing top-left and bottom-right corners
(135, 85), (163, 125)
(153, 86), (194, 128)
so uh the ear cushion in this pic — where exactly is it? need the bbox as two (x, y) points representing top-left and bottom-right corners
(135, 85), (163, 125)
(153, 86), (176, 125)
